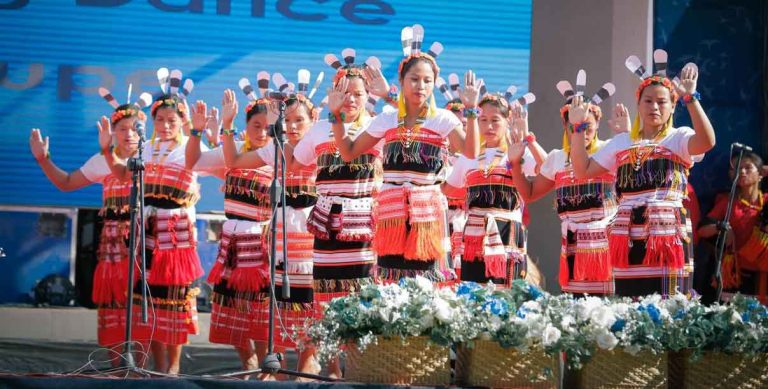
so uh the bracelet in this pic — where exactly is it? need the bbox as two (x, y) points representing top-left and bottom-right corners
(383, 91), (398, 105)
(524, 132), (536, 145)
(220, 127), (237, 136)
(505, 158), (524, 171)
(190, 128), (203, 137)
(571, 121), (589, 134)
(328, 111), (346, 124)
(463, 107), (480, 119)
(681, 91), (701, 105)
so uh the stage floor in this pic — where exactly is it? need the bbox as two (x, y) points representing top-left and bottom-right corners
(0, 306), (299, 376)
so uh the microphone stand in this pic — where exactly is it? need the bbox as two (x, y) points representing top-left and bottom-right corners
(714, 146), (748, 301)
(122, 122), (149, 369)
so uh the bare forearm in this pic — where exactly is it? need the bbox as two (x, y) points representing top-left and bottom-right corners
(686, 100), (716, 155)
(463, 118), (479, 159)
(37, 157), (80, 191)
(185, 136), (202, 170)
(528, 141), (548, 174)
(509, 163), (534, 202)
(103, 149), (130, 181)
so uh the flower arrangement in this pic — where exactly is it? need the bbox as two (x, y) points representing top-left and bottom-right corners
(306, 278), (768, 367)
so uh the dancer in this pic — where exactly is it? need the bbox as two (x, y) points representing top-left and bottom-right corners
(509, 71), (622, 295)
(100, 68), (205, 374)
(331, 25), (479, 283)
(570, 51), (715, 297)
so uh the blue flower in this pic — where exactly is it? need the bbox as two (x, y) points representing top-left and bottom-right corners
(360, 300), (372, 308)
(747, 299), (759, 311)
(611, 319), (626, 333)
(456, 282), (481, 297)
(639, 304), (661, 324)
(516, 306), (528, 318)
(673, 309), (686, 320)
(527, 284), (543, 299)
(482, 298), (509, 316)
(741, 312), (751, 322)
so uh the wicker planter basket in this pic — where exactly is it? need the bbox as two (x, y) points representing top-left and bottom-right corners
(456, 340), (558, 388)
(575, 349), (668, 389)
(344, 336), (450, 385)
(669, 351), (768, 389)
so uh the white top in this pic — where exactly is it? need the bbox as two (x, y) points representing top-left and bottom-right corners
(293, 116), (378, 166)
(591, 127), (703, 173)
(539, 140), (608, 181)
(79, 153), (110, 184)
(446, 147), (536, 188)
(362, 108), (462, 139)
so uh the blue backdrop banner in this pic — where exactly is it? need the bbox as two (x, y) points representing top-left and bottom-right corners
(0, 0), (532, 211)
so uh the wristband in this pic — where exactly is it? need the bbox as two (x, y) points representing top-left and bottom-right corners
(220, 127), (237, 136)
(384, 91), (398, 105)
(463, 107), (480, 119)
(524, 132), (536, 146)
(190, 128), (203, 137)
(328, 111), (346, 124)
(681, 91), (701, 105)
(571, 122), (589, 134)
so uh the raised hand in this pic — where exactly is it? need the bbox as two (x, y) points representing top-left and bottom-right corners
(191, 100), (208, 131)
(97, 116), (113, 151)
(676, 63), (698, 96)
(221, 89), (239, 127)
(29, 128), (49, 161)
(458, 70), (480, 109)
(205, 107), (220, 146)
(506, 132), (526, 164)
(608, 103), (630, 134)
(568, 95), (590, 125)
(327, 76), (349, 115)
(509, 104), (529, 143)
(362, 66), (389, 98)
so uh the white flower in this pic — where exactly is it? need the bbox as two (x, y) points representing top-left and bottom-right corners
(542, 324), (561, 346)
(730, 311), (743, 324)
(596, 329), (618, 350)
(575, 297), (602, 320)
(433, 297), (454, 323)
(561, 315), (576, 333)
(591, 306), (617, 329)
(413, 276), (434, 293)
(521, 300), (541, 312)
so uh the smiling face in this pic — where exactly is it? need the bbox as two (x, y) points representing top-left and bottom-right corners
(399, 59), (436, 108)
(283, 102), (312, 144)
(638, 85), (674, 130)
(152, 106), (183, 141)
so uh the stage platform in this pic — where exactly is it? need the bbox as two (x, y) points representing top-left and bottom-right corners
(0, 306), (301, 377)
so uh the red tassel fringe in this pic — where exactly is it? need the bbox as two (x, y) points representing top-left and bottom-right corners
(484, 254), (507, 279)
(206, 259), (226, 285)
(609, 234), (630, 268)
(147, 247), (204, 285)
(559, 252), (569, 288)
(643, 235), (684, 269)
(574, 249), (611, 281)
(228, 265), (269, 292)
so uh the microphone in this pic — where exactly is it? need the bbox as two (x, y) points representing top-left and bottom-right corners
(135, 121), (147, 141)
(732, 142), (753, 152)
